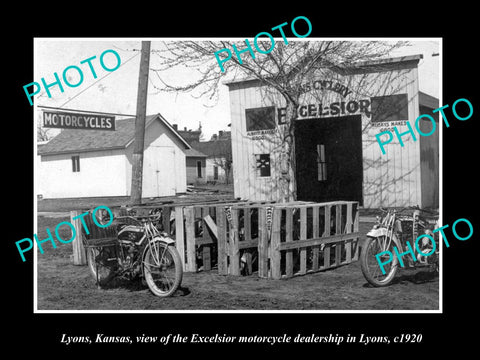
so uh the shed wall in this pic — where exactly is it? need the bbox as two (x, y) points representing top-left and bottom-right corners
(228, 66), (424, 208)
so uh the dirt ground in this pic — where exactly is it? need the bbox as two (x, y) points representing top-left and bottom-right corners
(36, 212), (439, 311)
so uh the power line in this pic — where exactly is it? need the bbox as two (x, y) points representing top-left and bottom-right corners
(55, 51), (140, 108)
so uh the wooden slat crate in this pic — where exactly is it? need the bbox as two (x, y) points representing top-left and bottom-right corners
(176, 200), (275, 273)
(71, 200), (359, 280)
(257, 201), (360, 279)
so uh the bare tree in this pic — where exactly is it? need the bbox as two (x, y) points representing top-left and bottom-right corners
(209, 139), (232, 184)
(150, 40), (409, 201)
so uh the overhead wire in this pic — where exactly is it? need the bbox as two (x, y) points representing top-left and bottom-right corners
(54, 51), (140, 108)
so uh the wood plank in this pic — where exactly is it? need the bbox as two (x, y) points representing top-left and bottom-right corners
(203, 215), (218, 240)
(323, 205), (331, 269)
(244, 208), (251, 241)
(344, 202), (353, 263)
(278, 233), (359, 251)
(353, 202), (360, 261)
(285, 208), (293, 278)
(257, 207), (268, 278)
(201, 207), (211, 271)
(174, 206), (186, 271)
(335, 204), (342, 266)
(270, 208), (282, 279)
(312, 206), (319, 271)
(216, 206), (228, 275)
(299, 207), (307, 275)
(162, 207), (171, 234)
(229, 208), (240, 275)
(185, 207), (197, 272)
(71, 210), (87, 265)
(238, 239), (260, 249)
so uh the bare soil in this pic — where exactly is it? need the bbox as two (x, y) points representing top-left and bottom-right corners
(36, 215), (439, 311)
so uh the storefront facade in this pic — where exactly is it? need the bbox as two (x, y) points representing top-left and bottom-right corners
(226, 54), (439, 209)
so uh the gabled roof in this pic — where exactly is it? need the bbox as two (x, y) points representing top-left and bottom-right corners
(190, 139), (232, 158)
(39, 114), (191, 156)
(185, 148), (207, 158)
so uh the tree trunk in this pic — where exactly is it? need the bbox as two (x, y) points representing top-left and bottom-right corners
(279, 100), (297, 203)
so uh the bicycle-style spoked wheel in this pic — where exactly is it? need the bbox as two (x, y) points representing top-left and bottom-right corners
(361, 236), (398, 287)
(86, 246), (117, 286)
(143, 241), (183, 297)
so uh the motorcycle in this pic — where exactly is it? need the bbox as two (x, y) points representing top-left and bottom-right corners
(360, 207), (439, 287)
(85, 209), (183, 297)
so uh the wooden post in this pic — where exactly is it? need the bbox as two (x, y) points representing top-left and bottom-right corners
(174, 206), (186, 271)
(201, 207), (212, 271)
(344, 202), (353, 263)
(285, 208), (293, 278)
(162, 206), (171, 235)
(257, 207), (268, 278)
(335, 204), (342, 266)
(71, 210), (86, 265)
(270, 208), (282, 279)
(299, 207), (307, 275)
(130, 40), (151, 205)
(323, 205), (331, 269)
(229, 209), (240, 275)
(185, 207), (197, 272)
(216, 206), (228, 275)
(353, 202), (360, 260)
(312, 206), (319, 271)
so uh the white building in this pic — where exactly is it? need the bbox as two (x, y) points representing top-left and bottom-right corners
(226, 55), (439, 209)
(38, 114), (191, 199)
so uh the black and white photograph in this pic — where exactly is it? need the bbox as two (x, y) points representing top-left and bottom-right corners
(7, 8), (478, 355)
(33, 38), (442, 312)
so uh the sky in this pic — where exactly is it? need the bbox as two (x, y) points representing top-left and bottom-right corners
(34, 38), (440, 140)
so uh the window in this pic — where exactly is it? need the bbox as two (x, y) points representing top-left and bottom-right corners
(255, 154), (271, 177)
(317, 145), (326, 181)
(371, 93), (409, 123)
(245, 106), (276, 131)
(213, 165), (219, 180)
(197, 160), (202, 178)
(71, 155), (80, 172)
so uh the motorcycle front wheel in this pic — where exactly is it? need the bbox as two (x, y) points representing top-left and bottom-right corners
(143, 241), (183, 297)
(360, 236), (398, 287)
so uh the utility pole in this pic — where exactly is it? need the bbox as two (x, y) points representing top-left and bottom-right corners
(130, 41), (151, 205)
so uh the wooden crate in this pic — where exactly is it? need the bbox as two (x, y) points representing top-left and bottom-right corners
(176, 200), (275, 273)
(257, 201), (360, 279)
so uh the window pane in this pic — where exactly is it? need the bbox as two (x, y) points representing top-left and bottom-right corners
(197, 161), (202, 178)
(255, 154), (271, 177)
(71, 156), (80, 172)
(371, 93), (408, 123)
(246, 107), (276, 131)
(317, 145), (326, 181)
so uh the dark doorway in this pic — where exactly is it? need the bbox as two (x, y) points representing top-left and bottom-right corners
(294, 115), (363, 204)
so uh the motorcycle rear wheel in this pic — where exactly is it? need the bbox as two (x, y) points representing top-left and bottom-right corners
(361, 236), (398, 287)
(86, 246), (117, 286)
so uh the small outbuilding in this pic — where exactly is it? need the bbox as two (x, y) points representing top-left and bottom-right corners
(38, 114), (191, 199)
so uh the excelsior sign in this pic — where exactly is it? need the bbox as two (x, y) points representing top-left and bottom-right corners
(43, 111), (115, 131)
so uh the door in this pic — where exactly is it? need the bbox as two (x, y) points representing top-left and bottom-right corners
(142, 146), (176, 198)
(294, 115), (363, 204)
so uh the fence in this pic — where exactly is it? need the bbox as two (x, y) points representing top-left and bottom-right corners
(71, 200), (359, 279)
